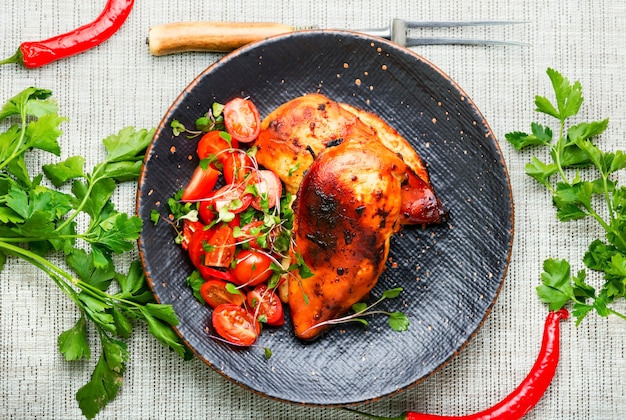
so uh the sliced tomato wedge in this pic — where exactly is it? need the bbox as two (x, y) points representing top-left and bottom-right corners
(181, 165), (220, 201)
(200, 279), (245, 308)
(231, 249), (273, 286)
(223, 98), (261, 143)
(222, 151), (254, 185)
(212, 303), (260, 346)
(246, 284), (285, 326)
(202, 224), (236, 268)
(211, 184), (253, 214)
(249, 170), (283, 210)
(197, 130), (238, 161)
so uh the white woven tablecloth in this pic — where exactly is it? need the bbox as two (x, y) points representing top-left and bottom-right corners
(1, 1), (625, 419)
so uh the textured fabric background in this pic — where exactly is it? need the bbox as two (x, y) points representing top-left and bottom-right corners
(1, 1), (625, 419)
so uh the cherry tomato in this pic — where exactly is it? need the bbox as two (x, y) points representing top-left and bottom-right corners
(198, 201), (216, 225)
(227, 213), (241, 228)
(231, 249), (273, 286)
(202, 224), (236, 267)
(200, 279), (245, 308)
(223, 98), (261, 143)
(249, 170), (283, 210)
(180, 219), (203, 251)
(181, 165), (220, 201)
(237, 220), (265, 249)
(212, 303), (260, 346)
(246, 284), (285, 326)
(222, 151), (254, 185)
(211, 184), (252, 215)
(187, 225), (212, 270)
(198, 265), (236, 282)
(197, 130), (238, 160)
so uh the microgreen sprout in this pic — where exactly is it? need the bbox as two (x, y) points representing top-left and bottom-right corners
(301, 287), (409, 335)
(171, 102), (226, 138)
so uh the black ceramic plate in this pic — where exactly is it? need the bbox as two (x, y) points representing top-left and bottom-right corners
(137, 30), (513, 406)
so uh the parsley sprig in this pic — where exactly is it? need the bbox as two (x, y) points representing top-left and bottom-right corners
(0, 87), (191, 419)
(506, 68), (626, 324)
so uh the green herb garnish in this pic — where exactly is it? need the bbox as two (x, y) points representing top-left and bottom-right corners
(505, 68), (626, 324)
(301, 287), (409, 334)
(0, 87), (191, 419)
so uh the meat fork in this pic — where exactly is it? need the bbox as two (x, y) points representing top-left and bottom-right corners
(147, 19), (527, 56)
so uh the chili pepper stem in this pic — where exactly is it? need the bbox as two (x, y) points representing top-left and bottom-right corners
(0, 47), (24, 66)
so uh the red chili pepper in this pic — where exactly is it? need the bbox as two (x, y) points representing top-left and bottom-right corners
(1, 0), (134, 68)
(346, 309), (569, 420)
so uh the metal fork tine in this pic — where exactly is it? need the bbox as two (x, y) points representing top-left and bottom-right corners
(405, 38), (531, 47)
(365, 18), (528, 47)
(403, 20), (528, 28)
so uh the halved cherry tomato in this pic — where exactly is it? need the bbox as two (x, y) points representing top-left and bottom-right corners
(202, 224), (236, 267)
(212, 303), (260, 346)
(227, 213), (241, 228)
(198, 265), (236, 282)
(236, 220), (265, 249)
(197, 130), (238, 161)
(187, 225), (213, 270)
(211, 184), (253, 214)
(200, 279), (245, 308)
(246, 284), (285, 326)
(223, 98), (261, 143)
(222, 151), (254, 185)
(249, 170), (283, 210)
(231, 249), (273, 286)
(181, 219), (203, 251)
(198, 201), (216, 225)
(181, 165), (220, 201)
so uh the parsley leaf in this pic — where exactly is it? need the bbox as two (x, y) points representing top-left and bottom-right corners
(58, 315), (91, 361)
(506, 68), (626, 324)
(0, 87), (191, 419)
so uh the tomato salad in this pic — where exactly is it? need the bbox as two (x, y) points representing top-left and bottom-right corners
(168, 97), (303, 348)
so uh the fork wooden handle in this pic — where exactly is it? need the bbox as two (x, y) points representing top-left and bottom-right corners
(147, 21), (295, 55)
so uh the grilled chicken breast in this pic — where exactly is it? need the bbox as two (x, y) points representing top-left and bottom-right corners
(254, 93), (446, 340)
(256, 94), (360, 195)
(288, 122), (406, 340)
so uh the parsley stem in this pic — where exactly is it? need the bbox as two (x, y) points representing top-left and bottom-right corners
(73, 277), (141, 310)
(0, 240), (82, 305)
(0, 240), (146, 331)
(608, 308), (626, 321)
(0, 110), (28, 172)
(582, 202), (611, 233)
(54, 169), (107, 233)
(0, 240), (72, 281)
(0, 234), (85, 243)
(602, 175), (616, 224)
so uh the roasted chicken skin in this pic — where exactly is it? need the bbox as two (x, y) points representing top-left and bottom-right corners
(255, 93), (446, 225)
(254, 93), (446, 340)
(288, 122), (406, 340)
(256, 94), (360, 195)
